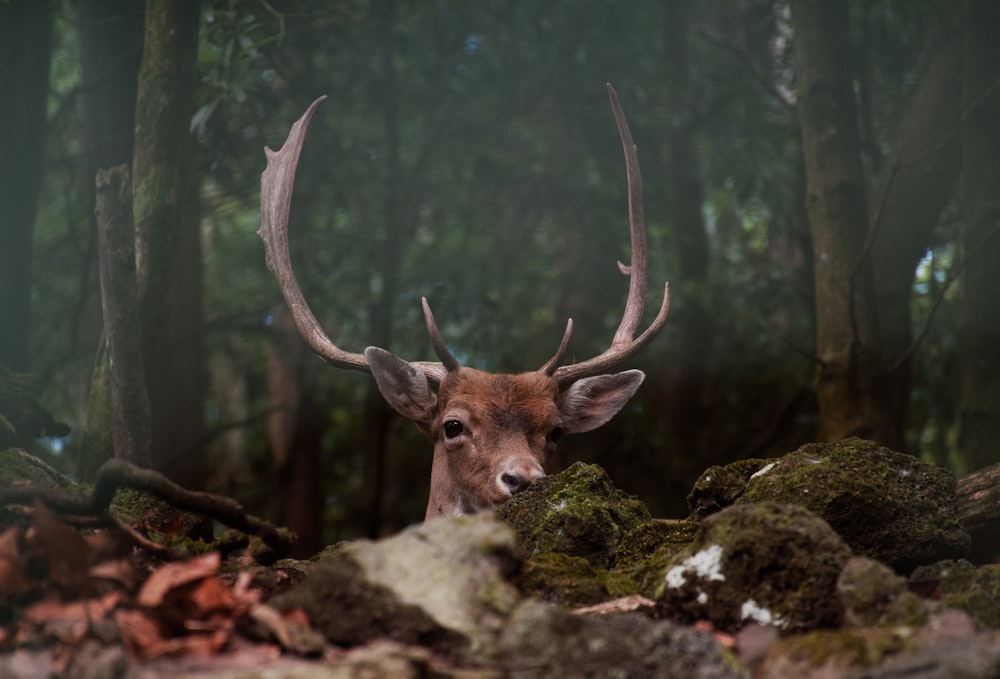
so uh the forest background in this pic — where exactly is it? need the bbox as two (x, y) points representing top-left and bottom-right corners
(2, 0), (998, 557)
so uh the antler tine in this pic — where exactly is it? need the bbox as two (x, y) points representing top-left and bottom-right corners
(421, 297), (461, 373)
(551, 84), (671, 385)
(539, 318), (574, 376)
(259, 96), (448, 382)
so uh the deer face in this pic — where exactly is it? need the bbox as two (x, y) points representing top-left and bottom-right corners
(259, 86), (669, 522)
(365, 348), (645, 518)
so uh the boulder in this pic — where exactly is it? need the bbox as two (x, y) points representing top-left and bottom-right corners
(497, 461), (650, 569)
(687, 438), (970, 571)
(658, 502), (851, 633)
(274, 513), (522, 657)
(497, 599), (748, 679)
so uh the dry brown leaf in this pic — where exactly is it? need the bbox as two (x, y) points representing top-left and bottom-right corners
(30, 499), (91, 591)
(23, 590), (122, 625)
(88, 557), (137, 590)
(0, 526), (25, 597)
(572, 594), (657, 617)
(185, 576), (236, 617)
(116, 607), (168, 659)
(137, 552), (221, 607)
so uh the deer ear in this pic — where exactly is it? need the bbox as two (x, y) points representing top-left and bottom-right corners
(365, 347), (438, 429)
(557, 369), (645, 434)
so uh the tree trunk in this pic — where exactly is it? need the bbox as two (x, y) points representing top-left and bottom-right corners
(870, 5), (964, 451)
(268, 308), (324, 557)
(132, 0), (204, 485)
(0, 0), (54, 372)
(95, 165), (152, 466)
(959, 0), (1000, 471)
(791, 0), (890, 442)
(657, 0), (715, 461)
(74, 0), (144, 479)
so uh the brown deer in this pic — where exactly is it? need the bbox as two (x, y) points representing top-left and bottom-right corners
(259, 84), (669, 519)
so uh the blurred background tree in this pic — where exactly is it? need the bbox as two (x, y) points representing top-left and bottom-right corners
(8, 0), (998, 550)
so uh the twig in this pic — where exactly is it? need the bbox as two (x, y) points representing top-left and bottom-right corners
(890, 220), (1000, 372)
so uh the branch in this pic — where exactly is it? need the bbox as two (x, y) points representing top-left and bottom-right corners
(0, 458), (296, 560)
(889, 220), (1000, 372)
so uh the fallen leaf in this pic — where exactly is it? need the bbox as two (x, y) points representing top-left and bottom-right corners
(137, 552), (221, 607)
(23, 590), (122, 625)
(30, 499), (91, 592)
(0, 526), (25, 597)
(572, 594), (657, 617)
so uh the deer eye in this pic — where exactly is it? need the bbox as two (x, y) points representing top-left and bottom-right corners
(443, 420), (464, 439)
(547, 426), (565, 444)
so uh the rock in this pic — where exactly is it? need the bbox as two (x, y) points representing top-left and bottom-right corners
(757, 627), (909, 679)
(658, 503), (851, 633)
(497, 461), (650, 569)
(939, 563), (1000, 629)
(688, 458), (775, 520)
(497, 599), (749, 679)
(757, 610), (995, 679)
(273, 513), (522, 657)
(687, 438), (970, 572)
(517, 551), (634, 608)
(615, 519), (700, 569)
(837, 556), (928, 627)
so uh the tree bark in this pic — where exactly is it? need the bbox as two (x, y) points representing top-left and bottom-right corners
(791, 0), (890, 442)
(870, 5), (964, 451)
(959, 0), (1000, 471)
(268, 308), (324, 558)
(132, 0), (204, 485)
(95, 166), (152, 466)
(75, 0), (145, 480)
(956, 462), (1000, 564)
(0, 0), (54, 371)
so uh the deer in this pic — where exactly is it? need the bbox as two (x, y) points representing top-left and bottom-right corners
(259, 84), (670, 520)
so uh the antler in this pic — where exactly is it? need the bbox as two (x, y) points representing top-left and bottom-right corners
(548, 84), (671, 385)
(259, 96), (448, 382)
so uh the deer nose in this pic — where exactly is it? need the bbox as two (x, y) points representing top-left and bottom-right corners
(499, 461), (544, 496)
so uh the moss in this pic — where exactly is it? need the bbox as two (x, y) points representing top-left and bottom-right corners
(614, 519), (700, 569)
(687, 457), (773, 520)
(724, 438), (969, 571)
(519, 552), (610, 608)
(497, 462), (650, 569)
(764, 628), (909, 672)
(838, 556), (930, 628)
(939, 564), (1000, 629)
(658, 503), (851, 633)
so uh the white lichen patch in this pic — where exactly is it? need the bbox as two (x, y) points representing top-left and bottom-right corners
(665, 544), (726, 589)
(749, 462), (777, 480)
(740, 599), (786, 628)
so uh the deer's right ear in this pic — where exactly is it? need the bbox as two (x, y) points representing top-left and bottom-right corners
(365, 347), (438, 428)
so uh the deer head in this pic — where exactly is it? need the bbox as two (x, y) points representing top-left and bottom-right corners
(259, 84), (670, 519)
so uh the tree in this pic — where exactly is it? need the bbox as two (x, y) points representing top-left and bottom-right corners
(791, 0), (891, 442)
(868, 3), (963, 450)
(0, 0), (54, 372)
(959, 0), (1000, 471)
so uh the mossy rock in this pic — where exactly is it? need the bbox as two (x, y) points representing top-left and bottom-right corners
(690, 438), (969, 572)
(518, 552), (638, 608)
(658, 502), (851, 633)
(497, 462), (650, 569)
(939, 564), (1000, 629)
(614, 519), (700, 569)
(837, 556), (929, 628)
(758, 627), (910, 677)
(687, 458), (773, 520)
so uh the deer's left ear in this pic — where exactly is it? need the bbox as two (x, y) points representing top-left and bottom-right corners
(557, 369), (645, 434)
(365, 347), (438, 432)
